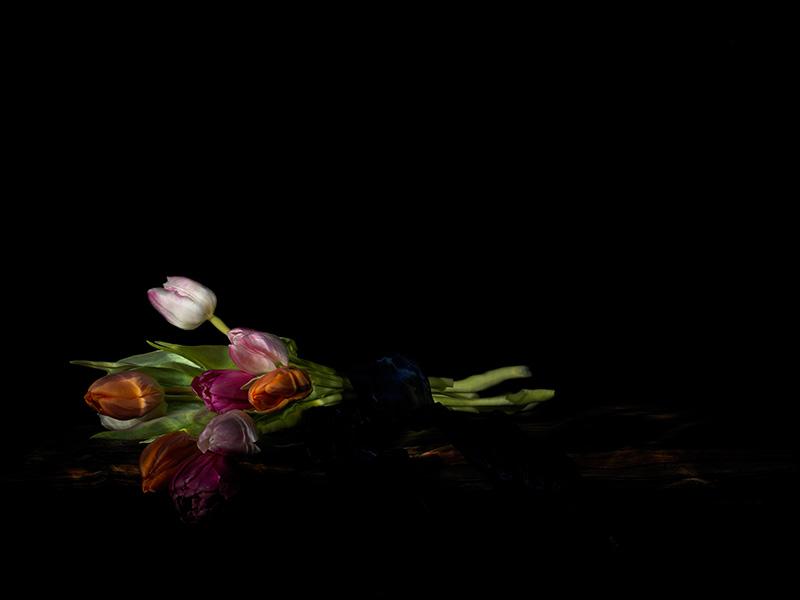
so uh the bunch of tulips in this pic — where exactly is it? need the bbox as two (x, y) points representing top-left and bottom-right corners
(74, 277), (555, 522)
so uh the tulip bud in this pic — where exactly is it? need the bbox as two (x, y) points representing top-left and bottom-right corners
(191, 369), (253, 414)
(248, 367), (312, 413)
(170, 452), (238, 523)
(147, 276), (217, 330)
(139, 431), (200, 493)
(227, 328), (289, 375)
(84, 371), (165, 420)
(197, 410), (260, 455)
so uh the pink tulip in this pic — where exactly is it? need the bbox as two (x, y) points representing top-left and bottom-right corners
(147, 276), (217, 330)
(227, 328), (289, 375)
(197, 410), (260, 455)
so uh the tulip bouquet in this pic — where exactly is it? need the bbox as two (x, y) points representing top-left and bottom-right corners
(73, 277), (555, 522)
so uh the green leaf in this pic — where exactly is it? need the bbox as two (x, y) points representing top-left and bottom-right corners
(252, 401), (309, 434)
(118, 351), (201, 372)
(147, 341), (237, 371)
(71, 350), (204, 387)
(91, 404), (213, 441)
(506, 389), (555, 404)
(251, 389), (344, 434)
(280, 337), (299, 357)
(72, 351), (200, 372)
(70, 359), (128, 371)
(127, 367), (198, 387)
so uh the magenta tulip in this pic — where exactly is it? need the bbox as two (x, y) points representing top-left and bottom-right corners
(191, 369), (253, 413)
(227, 327), (289, 375)
(197, 410), (260, 456)
(147, 276), (217, 330)
(170, 452), (238, 523)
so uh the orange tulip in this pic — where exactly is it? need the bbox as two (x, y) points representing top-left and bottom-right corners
(248, 367), (312, 413)
(139, 431), (200, 493)
(84, 371), (165, 419)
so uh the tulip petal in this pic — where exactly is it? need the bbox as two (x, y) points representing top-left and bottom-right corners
(242, 333), (290, 367)
(163, 276), (217, 314)
(148, 288), (209, 330)
(91, 405), (212, 441)
(247, 367), (312, 413)
(140, 431), (200, 493)
(191, 369), (253, 413)
(84, 371), (165, 419)
(170, 452), (238, 522)
(228, 343), (277, 375)
(99, 402), (168, 430)
(226, 328), (254, 344)
(227, 328), (289, 375)
(197, 410), (260, 455)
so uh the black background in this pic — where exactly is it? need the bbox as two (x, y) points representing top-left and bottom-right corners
(5, 10), (795, 594)
(12, 14), (788, 438)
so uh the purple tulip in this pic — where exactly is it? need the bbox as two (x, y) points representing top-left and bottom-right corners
(228, 327), (289, 375)
(147, 276), (217, 330)
(191, 369), (253, 413)
(170, 452), (238, 523)
(197, 410), (260, 456)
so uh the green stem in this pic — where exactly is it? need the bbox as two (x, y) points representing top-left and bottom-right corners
(297, 361), (353, 390)
(290, 357), (340, 376)
(310, 374), (347, 389)
(165, 394), (203, 402)
(433, 390), (480, 400)
(447, 366), (532, 392)
(309, 385), (340, 395)
(428, 377), (455, 390)
(433, 394), (520, 408)
(163, 386), (194, 395)
(208, 315), (230, 336)
(439, 405), (481, 413)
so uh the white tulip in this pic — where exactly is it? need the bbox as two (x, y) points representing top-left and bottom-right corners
(147, 276), (217, 330)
